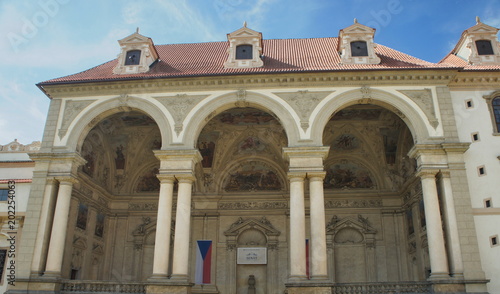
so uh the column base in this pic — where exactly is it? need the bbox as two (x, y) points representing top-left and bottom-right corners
(170, 274), (190, 282)
(147, 274), (169, 282)
(288, 275), (309, 282)
(428, 272), (450, 280)
(309, 275), (329, 281)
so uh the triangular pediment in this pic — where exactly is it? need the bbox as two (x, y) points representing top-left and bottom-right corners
(118, 32), (151, 45)
(326, 215), (377, 234)
(467, 22), (499, 34)
(224, 217), (280, 237)
(228, 26), (262, 39)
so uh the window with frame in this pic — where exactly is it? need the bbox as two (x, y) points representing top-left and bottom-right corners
(236, 45), (253, 59)
(125, 50), (141, 65)
(0, 249), (6, 283)
(492, 97), (500, 132)
(476, 40), (494, 55)
(0, 189), (8, 201)
(350, 41), (368, 57)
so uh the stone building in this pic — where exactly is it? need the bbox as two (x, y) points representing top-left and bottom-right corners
(8, 18), (500, 294)
(0, 140), (40, 294)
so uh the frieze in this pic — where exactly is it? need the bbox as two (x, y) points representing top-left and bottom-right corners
(128, 202), (158, 211)
(325, 199), (382, 208)
(398, 89), (439, 128)
(43, 73), (455, 98)
(274, 90), (332, 131)
(218, 201), (288, 210)
(153, 94), (208, 135)
(59, 99), (95, 139)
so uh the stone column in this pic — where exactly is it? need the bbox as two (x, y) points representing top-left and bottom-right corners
(171, 175), (195, 281)
(418, 171), (449, 279)
(44, 177), (77, 277)
(150, 175), (175, 280)
(439, 172), (464, 278)
(288, 172), (307, 280)
(308, 172), (328, 280)
(30, 178), (58, 276)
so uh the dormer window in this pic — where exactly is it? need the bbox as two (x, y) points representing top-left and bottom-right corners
(224, 23), (264, 69)
(113, 29), (159, 75)
(125, 50), (141, 65)
(236, 45), (253, 59)
(476, 40), (494, 55)
(337, 19), (381, 65)
(350, 41), (368, 56)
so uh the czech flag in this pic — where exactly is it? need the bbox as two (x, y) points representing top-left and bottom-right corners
(195, 240), (212, 284)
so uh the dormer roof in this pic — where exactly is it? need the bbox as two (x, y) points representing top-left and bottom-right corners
(337, 19), (381, 65)
(444, 17), (500, 66)
(224, 23), (264, 69)
(113, 29), (159, 75)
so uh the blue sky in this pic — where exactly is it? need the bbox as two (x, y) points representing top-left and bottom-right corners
(1, 0), (499, 145)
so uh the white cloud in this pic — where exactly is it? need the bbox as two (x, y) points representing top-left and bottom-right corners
(122, 1), (143, 24)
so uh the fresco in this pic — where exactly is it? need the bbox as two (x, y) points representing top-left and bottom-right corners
(332, 134), (359, 150)
(218, 108), (276, 125)
(331, 109), (382, 121)
(225, 162), (282, 191)
(76, 203), (89, 230)
(198, 131), (219, 168)
(95, 213), (105, 238)
(238, 136), (266, 153)
(137, 168), (160, 192)
(324, 162), (374, 189)
(120, 114), (157, 126)
(407, 209), (414, 235)
(380, 128), (399, 165)
(419, 199), (426, 228)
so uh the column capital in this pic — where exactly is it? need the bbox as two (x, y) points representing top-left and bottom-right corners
(176, 174), (196, 183)
(157, 174), (176, 183)
(416, 170), (438, 179)
(287, 172), (306, 181)
(46, 177), (58, 185)
(307, 171), (326, 181)
(55, 176), (78, 185)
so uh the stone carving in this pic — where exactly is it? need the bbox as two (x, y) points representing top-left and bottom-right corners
(398, 89), (439, 128)
(0, 139), (41, 152)
(360, 85), (372, 99)
(325, 199), (382, 208)
(235, 89), (249, 107)
(134, 217), (151, 235)
(154, 94), (207, 135)
(274, 90), (332, 131)
(59, 100), (94, 139)
(218, 201), (288, 210)
(128, 202), (160, 211)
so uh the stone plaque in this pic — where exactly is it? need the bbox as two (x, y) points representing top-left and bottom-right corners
(237, 247), (267, 264)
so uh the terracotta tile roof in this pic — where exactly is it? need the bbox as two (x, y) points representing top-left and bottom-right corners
(439, 53), (500, 70)
(40, 37), (463, 85)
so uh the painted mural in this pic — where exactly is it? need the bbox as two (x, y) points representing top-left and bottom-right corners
(95, 213), (105, 238)
(218, 108), (276, 125)
(332, 134), (359, 150)
(198, 131), (219, 168)
(76, 203), (89, 230)
(225, 162), (282, 191)
(136, 168), (160, 192)
(238, 136), (266, 153)
(324, 162), (375, 189)
(120, 114), (157, 126)
(380, 128), (399, 165)
(331, 109), (382, 120)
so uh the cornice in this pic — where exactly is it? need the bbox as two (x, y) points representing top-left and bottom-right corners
(40, 70), (458, 98)
(448, 71), (500, 89)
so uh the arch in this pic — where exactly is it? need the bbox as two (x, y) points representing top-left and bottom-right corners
(311, 88), (434, 146)
(63, 96), (172, 152)
(182, 91), (300, 148)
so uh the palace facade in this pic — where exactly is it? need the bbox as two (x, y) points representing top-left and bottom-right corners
(8, 18), (500, 294)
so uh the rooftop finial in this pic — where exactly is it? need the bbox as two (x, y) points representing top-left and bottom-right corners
(476, 16), (481, 24)
(354, 18), (358, 24)
(243, 21), (247, 28)
(136, 27), (140, 34)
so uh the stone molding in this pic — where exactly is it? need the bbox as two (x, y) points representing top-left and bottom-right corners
(59, 100), (95, 139)
(218, 201), (288, 210)
(40, 71), (457, 98)
(324, 199), (382, 208)
(398, 89), (439, 128)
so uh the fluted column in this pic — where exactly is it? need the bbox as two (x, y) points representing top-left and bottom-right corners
(308, 172), (328, 280)
(44, 177), (77, 277)
(288, 172), (307, 280)
(30, 178), (58, 276)
(150, 175), (175, 279)
(171, 175), (195, 281)
(440, 172), (464, 278)
(419, 171), (449, 279)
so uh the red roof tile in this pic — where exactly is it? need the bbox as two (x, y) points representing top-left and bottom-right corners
(439, 53), (500, 70)
(40, 37), (465, 85)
